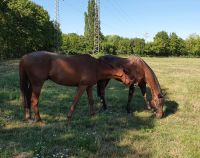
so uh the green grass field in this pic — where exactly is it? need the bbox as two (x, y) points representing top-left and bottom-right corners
(0, 57), (200, 158)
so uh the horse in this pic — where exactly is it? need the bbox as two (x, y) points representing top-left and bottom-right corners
(97, 55), (164, 118)
(19, 51), (132, 122)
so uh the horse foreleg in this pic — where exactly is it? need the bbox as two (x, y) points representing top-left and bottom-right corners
(31, 85), (43, 122)
(139, 83), (151, 110)
(97, 79), (109, 111)
(67, 85), (87, 119)
(86, 86), (95, 116)
(126, 84), (135, 113)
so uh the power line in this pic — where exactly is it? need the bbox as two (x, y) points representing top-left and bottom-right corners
(109, 0), (132, 27)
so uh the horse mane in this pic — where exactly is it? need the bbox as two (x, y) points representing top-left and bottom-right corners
(98, 55), (118, 68)
(98, 56), (116, 69)
(129, 55), (163, 96)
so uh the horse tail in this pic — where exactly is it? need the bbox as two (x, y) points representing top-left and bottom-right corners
(19, 59), (31, 110)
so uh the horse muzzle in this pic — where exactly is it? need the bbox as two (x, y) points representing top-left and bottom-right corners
(153, 108), (164, 119)
(124, 79), (133, 86)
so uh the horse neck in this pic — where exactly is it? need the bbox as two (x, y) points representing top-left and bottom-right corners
(144, 64), (162, 99)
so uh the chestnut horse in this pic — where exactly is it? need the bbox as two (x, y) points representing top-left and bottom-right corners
(97, 55), (164, 118)
(19, 51), (131, 122)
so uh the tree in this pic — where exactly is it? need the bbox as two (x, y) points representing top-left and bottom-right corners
(144, 42), (154, 56)
(61, 33), (87, 54)
(103, 35), (132, 54)
(131, 38), (145, 55)
(0, 0), (61, 59)
(84, 0), (95, 52)
(185, 34), (200, 56)
(152, 31), (170, 56)
(169, 33), (186, 56)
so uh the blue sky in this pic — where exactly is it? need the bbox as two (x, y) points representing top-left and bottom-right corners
(32, 0), (200, 41)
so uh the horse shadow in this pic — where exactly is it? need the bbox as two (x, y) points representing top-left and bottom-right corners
(105, 82), (179, 118)
(161, 87), (179, 118)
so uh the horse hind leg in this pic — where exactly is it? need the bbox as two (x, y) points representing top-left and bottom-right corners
(86, 86), (95, 116)
(31, 84), (43, 122)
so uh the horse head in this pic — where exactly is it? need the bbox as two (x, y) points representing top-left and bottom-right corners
(149, 93), (165, 118)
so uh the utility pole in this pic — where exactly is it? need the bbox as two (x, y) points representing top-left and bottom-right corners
(55, 0), (60, 51)
(94, 0), (100, 53)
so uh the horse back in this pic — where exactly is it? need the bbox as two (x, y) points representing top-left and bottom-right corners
(49, 54), (98, 85)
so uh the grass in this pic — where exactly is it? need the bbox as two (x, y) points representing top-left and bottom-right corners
(0, 57), (200, 158)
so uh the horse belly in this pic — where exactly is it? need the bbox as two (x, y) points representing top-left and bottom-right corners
(49, 69), (81, 86)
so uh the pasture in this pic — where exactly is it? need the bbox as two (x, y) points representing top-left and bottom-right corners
(0, 57), (200, 158)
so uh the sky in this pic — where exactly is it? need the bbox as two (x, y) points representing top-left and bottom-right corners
(32, 0), (200, 41)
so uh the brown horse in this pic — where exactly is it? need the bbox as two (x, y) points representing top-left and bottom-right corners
(97, 55), (164, 118)
(19, 51), (132, 122)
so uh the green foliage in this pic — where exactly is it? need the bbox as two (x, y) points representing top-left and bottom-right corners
(61, 31), (200, 57)
(185, 34), (200, 56)
(0, 0), (61, 60)
(151, 31), (170, 56)
(101, 42), (117, 55)
(169, 33), (186, 56)
(84, 0), (96, 52)
(132, 38), (145, 55)
(61, 33), (88, 54)
(101, 35), (134, 55)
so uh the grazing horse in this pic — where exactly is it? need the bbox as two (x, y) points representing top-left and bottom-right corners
(19, 51), (132, 122)
(97, 55), (164, 118)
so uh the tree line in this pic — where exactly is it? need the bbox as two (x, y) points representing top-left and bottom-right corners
(0, 0), (200, 60)
(61, 32), (200, 57)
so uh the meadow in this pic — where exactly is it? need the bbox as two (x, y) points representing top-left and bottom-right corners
(0, 57), (200, 158)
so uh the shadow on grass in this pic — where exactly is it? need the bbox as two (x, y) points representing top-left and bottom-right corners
(0, 78), (154, 157)
(161, 88), (179, 118)
(0, 109), (154, 157)
(164, 101), (179, 117)
(105, 81), (179, 118)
